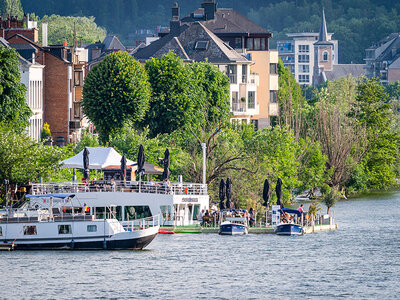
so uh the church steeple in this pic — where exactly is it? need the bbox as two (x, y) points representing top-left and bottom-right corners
(318, 8), (328, 42)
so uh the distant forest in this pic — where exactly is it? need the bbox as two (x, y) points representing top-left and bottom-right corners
(20, 0), (400, 64)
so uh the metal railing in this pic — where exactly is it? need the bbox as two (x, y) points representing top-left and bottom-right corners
(31, 181), (208, 196)
(123, 214), (160, 231)
(232, 102), (246, 112)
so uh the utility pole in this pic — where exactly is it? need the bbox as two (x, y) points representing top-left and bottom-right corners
(201, 143), (206, 185)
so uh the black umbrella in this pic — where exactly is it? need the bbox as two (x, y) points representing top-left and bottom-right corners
(120, 154), (127, 181)
(219, 179), (226, 210)
(262, 178), (270, 207)
(83, 147), (90, 180)
(137, 144), (145, 180)
(276, 177), (283, 208)
(162, 148), (170, 180)
(226, 178), (232, 209)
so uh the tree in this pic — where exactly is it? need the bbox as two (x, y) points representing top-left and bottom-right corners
(0, 125), (67, 205)
(322, 189), (339, 214)
(82, 52), (151, 143)
(37, 15), (106, 45)
(41, 122), (51, 141)
(143, 52), (197, 137)
(0, 0), (23, 18)
(0, 46), (31, 131)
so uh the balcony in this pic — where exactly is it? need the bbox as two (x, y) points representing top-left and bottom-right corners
(228, 74), (237, 84)
(232, 101), (246, 113)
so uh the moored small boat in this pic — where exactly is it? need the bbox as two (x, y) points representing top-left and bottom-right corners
(218, 209), (248, 235)
(275, 208), (304, 236)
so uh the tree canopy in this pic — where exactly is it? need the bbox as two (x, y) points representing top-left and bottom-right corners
(0, 0), (23, 18)
(0, 46), (31, 131)
(82, 52), (151, 143)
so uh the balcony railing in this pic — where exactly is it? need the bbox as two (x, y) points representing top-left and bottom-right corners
(232, 102), (246, 112)
(228, 74), (237, 84)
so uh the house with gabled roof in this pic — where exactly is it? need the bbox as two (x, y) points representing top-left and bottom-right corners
(134, 21), (261, 121)
(140, 0), (278, 128)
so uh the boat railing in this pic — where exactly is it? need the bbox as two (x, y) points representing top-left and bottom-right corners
(123, 214), (160, 231)
(0, 208), (95, 223)
(30, 181), (208, 196)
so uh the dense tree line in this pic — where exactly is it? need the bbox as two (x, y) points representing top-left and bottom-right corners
(19, 0), (400, 63)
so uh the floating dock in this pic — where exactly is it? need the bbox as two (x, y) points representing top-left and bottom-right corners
(160, 224), (338, 234)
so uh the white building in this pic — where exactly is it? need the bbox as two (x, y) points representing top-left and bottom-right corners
(19, 56), (45, 142)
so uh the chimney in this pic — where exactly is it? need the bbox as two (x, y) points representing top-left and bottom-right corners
(170, 2), (181, 32)
(201, 0), (217, 20)
(42, 23), (48, 46)
(32, 52), (35, 64)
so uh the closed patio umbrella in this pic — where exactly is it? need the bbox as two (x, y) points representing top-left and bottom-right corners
(219, 179), (225, 210)
(262, 178), (270, 208)
(162, 148), (170, 180)
(120, 154), (127, 181)
(276, 177), (283, 208)
(226, 178), (232, 209)
(137, 144), (145, 180)
(83, 147), (90, 180)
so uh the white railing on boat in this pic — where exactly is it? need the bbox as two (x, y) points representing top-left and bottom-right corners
(123, 214), (160, 231)
(30, 181), (208, 196)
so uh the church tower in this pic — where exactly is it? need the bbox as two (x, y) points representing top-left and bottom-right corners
(313, 9), (334, 86)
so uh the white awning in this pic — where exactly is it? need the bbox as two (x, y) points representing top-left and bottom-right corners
(61, 147), (135, 169)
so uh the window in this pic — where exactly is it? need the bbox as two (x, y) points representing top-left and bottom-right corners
(254, 38), (261, 50)
(322, 51), (328, 61)
(73, 102), (81, 119)
(242, 64), (247, 83)
(74, 71), (83, 86)
(160, 205), (173, 221)
(234, 37), (242, 49)
(226, 65), (237, 84)
(58, 225), (72, 234)
(248, 91), (255, 109)
(260, 38), (265, 50)
(298, 75), (310, 83)
(270, 91), (278, 103)
(87, 225), (97, 232)
(270, 63), (277, 75)
(251, 119), (259, 130)
(195, 41), (209, 50)
(298, 45), (309, 53)
(24, 226), (37, 235)
(299, 65), (309, 73)
(0, 226), (2, 236)
(298, 55), (309, 63)
(124, 206), (152, 220)
(247, 38), (253, 50)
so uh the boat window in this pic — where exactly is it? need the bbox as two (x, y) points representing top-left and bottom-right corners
(124, 206), (152, 220)
(160, 205), (172, 221)
(94, 207), (105, 219)
(116, 206), (122, 221)
(87, 225), (97, 232)
(23, 226), (37, 235)
(58, 225), (72, 234)
(0, 226), (2, 236)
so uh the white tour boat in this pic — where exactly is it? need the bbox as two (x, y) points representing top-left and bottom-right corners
(0, 195), (159, 250)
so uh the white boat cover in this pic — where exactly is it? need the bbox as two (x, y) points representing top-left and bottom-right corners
(61, 147), (135, 169)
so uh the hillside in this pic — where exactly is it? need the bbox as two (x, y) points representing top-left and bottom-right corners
(20, 0), (400, 64)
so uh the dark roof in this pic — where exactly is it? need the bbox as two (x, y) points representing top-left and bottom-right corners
(376, 35), (400, 62)
(175, 7), (271, 37)
(134, 21), (249, 64)
(102, 36), (126, 52)
(323, 64), (366, 81)
(0, 37), (9, 47)
(318, 9), (328, 42)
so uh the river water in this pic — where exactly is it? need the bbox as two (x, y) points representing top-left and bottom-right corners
(1, 192), (399, 299)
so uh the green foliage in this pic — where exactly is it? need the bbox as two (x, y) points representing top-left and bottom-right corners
(0, 0), (23, 18)
(82, 52), (151, 143)
(74, 129), (100, 154)
(0, 46), (31, 131)
(0, 125), (69, 204)
(143, 52), (197, 137)
(40, 122), (51, 141)
(37, 15), (106, 45)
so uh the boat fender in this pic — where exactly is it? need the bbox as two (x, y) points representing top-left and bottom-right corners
(71, 240), (74, 249)
(103, 240), (107, 250)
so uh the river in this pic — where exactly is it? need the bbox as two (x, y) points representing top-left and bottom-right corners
(1, 192), (399, 299)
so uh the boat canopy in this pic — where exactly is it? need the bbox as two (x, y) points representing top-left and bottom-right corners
(279, 208), (302, 217)
(26, 194), (75, 199)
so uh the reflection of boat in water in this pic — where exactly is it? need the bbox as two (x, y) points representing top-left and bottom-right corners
(1, 194), (159, 250)
(275, 208), (304, 236)
(218, 209), (248, 235)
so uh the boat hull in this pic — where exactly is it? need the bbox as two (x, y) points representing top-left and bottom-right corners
(5, 226), (159, 250)
(219, 223), (248, 235)
(275, 224), (303, 236)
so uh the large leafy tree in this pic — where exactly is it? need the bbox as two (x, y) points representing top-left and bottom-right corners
(143, 52), (197, 137)
(82, 52), (151, 143)
(0, 0), (23, 18)
(0, 46), (31, 131)
(37, 15), (106, 45)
